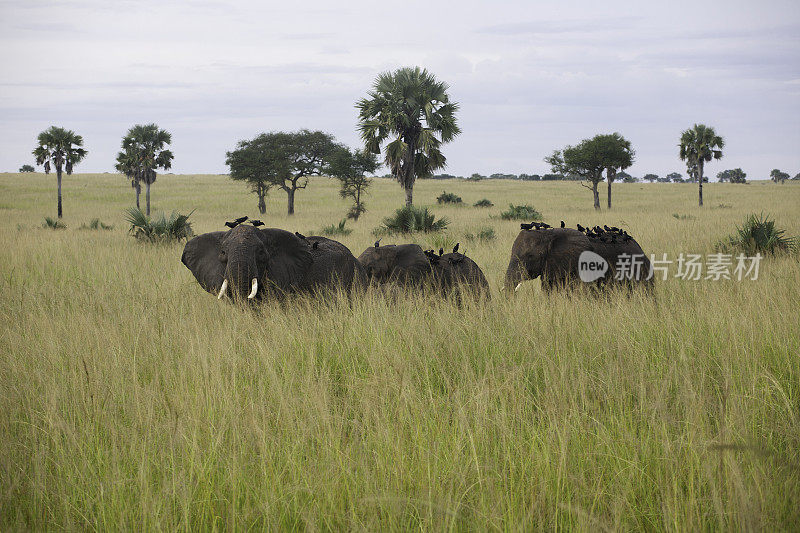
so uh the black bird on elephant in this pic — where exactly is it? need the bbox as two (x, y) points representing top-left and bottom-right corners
(234, 216), (248, 224)
(604, 225), (611, 232)
(374, 239), (381, 248)
(453, 243), (459, 254)
(250, 220), (264, 227)
(520, 222), (534, 230)
(224, 220), (239, 228)
(295, 232), (306, 240)
(540, 222), (551, 229)
(577, 224), (585, 232)
(439, 248), (444, 256)
(561, 220), (565, 228)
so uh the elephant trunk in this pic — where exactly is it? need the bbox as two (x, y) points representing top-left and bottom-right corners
(227, 258), (260, 301)
(505, 255), (531, 292)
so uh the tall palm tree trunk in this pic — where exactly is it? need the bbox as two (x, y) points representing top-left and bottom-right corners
(698, 161), (704, 207)
(145, 182), (151, 216)
(404, 186), (413, 206)
(56, 167), (63, 218)
(135, 181), (141, 210)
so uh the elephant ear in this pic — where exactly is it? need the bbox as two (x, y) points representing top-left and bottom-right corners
(547, 229), (589, 273)
(258, 228), (313, 291)
(181, 232), (227, 294)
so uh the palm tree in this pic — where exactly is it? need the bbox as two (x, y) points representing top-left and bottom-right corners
(115, 146), (141, 209)
(120, 124), (174, 215)
(32, 126), (88, 218)
(679, 124), (724, 207)
(357, 67), (460, 206)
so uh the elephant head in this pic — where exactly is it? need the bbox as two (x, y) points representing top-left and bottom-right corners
(357, 243), (432, 285)
(181, 225), (312, 301)
(505, 228), (592, 291)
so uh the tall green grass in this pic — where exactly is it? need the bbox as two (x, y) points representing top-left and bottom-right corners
(1, 173), (799, 530)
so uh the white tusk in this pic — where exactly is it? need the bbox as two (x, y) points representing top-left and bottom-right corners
(515, 282), (523, 292)
(247, 278), (258, 299)
(217, 279), (228, 299)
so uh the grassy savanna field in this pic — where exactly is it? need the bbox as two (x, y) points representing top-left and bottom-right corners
(1, 172), (799, 530)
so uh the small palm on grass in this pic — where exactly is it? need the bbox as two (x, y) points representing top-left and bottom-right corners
(42, 216), (66, 229)
(717, 213), (796, 255)
(375, 205), (449, 235)
(125, 207), (193, 243)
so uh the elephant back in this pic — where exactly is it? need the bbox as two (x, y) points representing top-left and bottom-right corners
(305, 236), (366, 292)
(433, 253), (491, 298)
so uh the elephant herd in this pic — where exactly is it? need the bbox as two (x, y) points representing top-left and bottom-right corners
(181, 218), (652, 302)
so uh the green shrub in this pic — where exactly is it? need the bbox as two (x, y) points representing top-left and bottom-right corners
(125, 207), (194, 243)
(427, 233), (457, 252)
(346, 204), (366, 220)
(465, 227), (496, 241)
(320, 219), (352, 236)
(473, 198), (493, 207)
(499, 204), (542, 221)
(716, 213), (796, 255)
(374, 205), (449, 236)
(436, 191), (463, 204)
(42, 217), (66, 230)
(79, 218), (114, 230)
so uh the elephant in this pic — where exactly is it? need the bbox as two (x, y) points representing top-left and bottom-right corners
(428, 251), (491, 298)
(181, 224), (366, 301)
(505, 227), (652, 292)
(357, 243), (490, 298)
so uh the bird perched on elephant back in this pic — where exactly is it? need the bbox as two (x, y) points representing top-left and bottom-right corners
(182, 224), (366, 301)
(357, 242), (489, 299)
(505, 225), (652, 292)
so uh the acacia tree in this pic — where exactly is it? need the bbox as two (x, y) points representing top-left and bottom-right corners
(357, 66), (461, 206)
(120, 124), (174, 216)
(717, 168), (747, 183)
(666, 172), (683, 183)
(770, 169), (789, 184)
(32, 126), (88, 218)
(228, 130), (339, 215)
(643, 173), (658, 182)
(19, 164), (35, 173)
(225, 136), (278, 214)
(545, 136), (607, 210)
(679, 124), (724, 206)
(596, 132), (635, 208)
(325, 147), (379, 220)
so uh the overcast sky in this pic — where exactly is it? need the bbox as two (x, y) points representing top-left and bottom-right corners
(1, 0), (798, 179)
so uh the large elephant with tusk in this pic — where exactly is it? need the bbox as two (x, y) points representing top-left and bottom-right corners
(181, 225), (366, 301)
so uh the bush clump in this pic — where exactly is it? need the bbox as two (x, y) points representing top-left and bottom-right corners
(374, 205), (449, 236)
(436, 191), (463, 204)
(42, 217), (66, 230)
(716, 213), (796, 256)
(473, 198), (493, 207)
(499, 204), (542, 221)
(465, 227), (496, 241)
(125, 207), (194, 243)
(320, 219), (352, 236)
(79, 218), (114, 230)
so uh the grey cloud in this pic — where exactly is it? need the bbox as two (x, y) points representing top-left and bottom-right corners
(477, 17), (644, 36)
